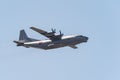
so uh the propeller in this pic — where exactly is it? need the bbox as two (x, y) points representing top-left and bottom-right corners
(51, 28), (56, 33)
(59, 30), (63, 36)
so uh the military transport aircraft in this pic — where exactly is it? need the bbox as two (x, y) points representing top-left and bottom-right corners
(13, 27), (88, 50)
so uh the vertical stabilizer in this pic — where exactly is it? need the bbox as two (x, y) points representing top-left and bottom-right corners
(19, 30), (29, 42)
(19, 30), (38, 42)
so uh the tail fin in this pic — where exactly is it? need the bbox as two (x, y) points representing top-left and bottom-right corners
(19, 30), (38, 42)
(19, 30), (29, 42)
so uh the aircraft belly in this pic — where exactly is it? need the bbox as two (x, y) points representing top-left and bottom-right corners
(46, 43), (66, 49)
(28, 38), (83, 50)
(28, 43), (48, 50)
(45, 38), (80, 49)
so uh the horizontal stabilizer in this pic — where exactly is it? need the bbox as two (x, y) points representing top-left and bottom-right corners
(13, 40), (24, 46)
(13, 40), (24, 44)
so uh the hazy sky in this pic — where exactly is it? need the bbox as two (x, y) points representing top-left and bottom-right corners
(0, 0), (120, 80)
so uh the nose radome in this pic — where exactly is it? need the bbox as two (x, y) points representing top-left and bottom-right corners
(85, 37), (88, 40)
(83, 36), (88, 42)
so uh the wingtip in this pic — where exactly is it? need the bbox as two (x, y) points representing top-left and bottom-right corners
(30, 26), (33, 29)
(30, 26), (36, 29)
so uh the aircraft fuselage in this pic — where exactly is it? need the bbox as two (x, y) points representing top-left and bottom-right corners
(23, 35), (88, 50)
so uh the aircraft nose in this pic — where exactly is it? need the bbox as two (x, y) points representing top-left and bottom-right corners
(85, 37), (88, 40)
(77, 35), (88, 42)
(83, 36), (88, 42)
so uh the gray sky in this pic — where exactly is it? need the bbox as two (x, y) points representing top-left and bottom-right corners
(0, 0), (120, 80)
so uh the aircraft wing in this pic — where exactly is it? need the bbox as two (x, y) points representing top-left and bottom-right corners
(69, 45), (78, 49)
(30, 27), (60, 41)
(30, 27), (48, 35)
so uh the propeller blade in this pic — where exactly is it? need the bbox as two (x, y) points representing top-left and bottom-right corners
(51, 28), (56, 33)
(54, 29), (56, 33)
(59, 30), (61, 35)
(51, 28), (53, 32)
(59, 30), (63, 36)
